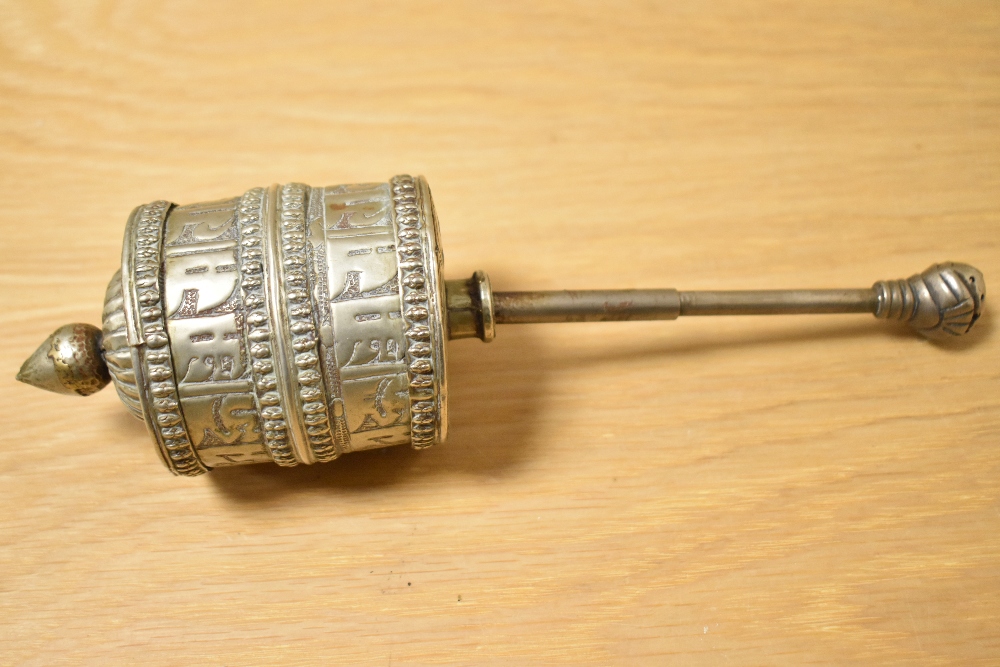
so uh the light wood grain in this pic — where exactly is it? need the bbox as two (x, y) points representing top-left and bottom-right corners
(1, 1), (999, 665)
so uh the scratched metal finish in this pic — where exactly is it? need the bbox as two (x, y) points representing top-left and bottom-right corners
(161, 194), (271, 469)
(311, 181), (412, 453)
(103, 178), (448, 474)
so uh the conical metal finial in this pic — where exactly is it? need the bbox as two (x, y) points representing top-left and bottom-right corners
(16, 323), (110, 396)
(12, 176), (989, 475)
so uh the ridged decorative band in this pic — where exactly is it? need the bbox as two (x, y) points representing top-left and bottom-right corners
(874, 279), (918, 322)
(390, 175), (440, 449)
(236, 187), (297, 466)
(276, 183), (338, 463)
(132, 201), (208, 476)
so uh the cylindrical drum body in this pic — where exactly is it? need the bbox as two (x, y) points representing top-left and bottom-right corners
(101, 176), (447, 475)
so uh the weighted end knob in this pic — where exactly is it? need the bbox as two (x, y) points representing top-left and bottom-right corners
(874, 262), (986, 339)
(16, 323), (111, 396)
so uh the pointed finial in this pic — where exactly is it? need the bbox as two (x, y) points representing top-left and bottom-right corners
(16, 323), (111, 396)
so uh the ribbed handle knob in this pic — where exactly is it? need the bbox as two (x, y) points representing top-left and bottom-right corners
(873, 262), (985, 339)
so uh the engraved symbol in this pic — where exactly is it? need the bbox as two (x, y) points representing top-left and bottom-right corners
(325, 195), (390, 230)
(345, 338), (402, 367)
(388, 407), (406, 426)
(330, 210), (357, 230)
(169, 221), (233, 244)
(167, 218), (238, 246)
(331, 272), (400, 303)
(173, 289), (200, 319)
(335, 271), (361, 300)
(166, 198), (239, 247)
(348, 376), (410, 435)
(194, 396), (263, 450)
(365, 377), (393, 418)
(182, 355), (215, 383)
(217, 355), (234, 379)
(180, 353), (238, 383)
(354, 414), (381, 433)
(212, 395), (232, 435)
(198, 428), (243, 450)
(169, 285), (241, 319)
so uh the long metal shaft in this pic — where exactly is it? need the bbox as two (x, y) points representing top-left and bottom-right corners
(492, 289), (877, 323)
(444, 262), (984, 342)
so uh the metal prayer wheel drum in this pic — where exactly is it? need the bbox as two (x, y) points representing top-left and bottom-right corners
(102, 176), (447, 475)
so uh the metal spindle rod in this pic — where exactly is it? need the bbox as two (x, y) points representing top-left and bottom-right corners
(493, 289), (681, 323)
(445, 262), (985, 342)
(492, 288), (878, 323)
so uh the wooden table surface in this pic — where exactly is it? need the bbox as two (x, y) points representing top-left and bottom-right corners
(1, 2), (998, 665)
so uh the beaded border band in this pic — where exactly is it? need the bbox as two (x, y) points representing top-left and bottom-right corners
(391, 175), (440, 449)
(276, 183), (338, 462)
(237, 187), (296, 466)
(132, 201), (208, 476)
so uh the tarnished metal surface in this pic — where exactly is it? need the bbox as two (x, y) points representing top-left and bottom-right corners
(95, 177), (447, 475)
(16, 323), (110, 397)
(873, 262), (985, 338)
(14, 172), (987, 476)
(492, 263), (984, 340)
(446, 271), (495, 341)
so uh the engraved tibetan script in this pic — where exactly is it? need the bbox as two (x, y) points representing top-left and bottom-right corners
(162, 197), (269, 467)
